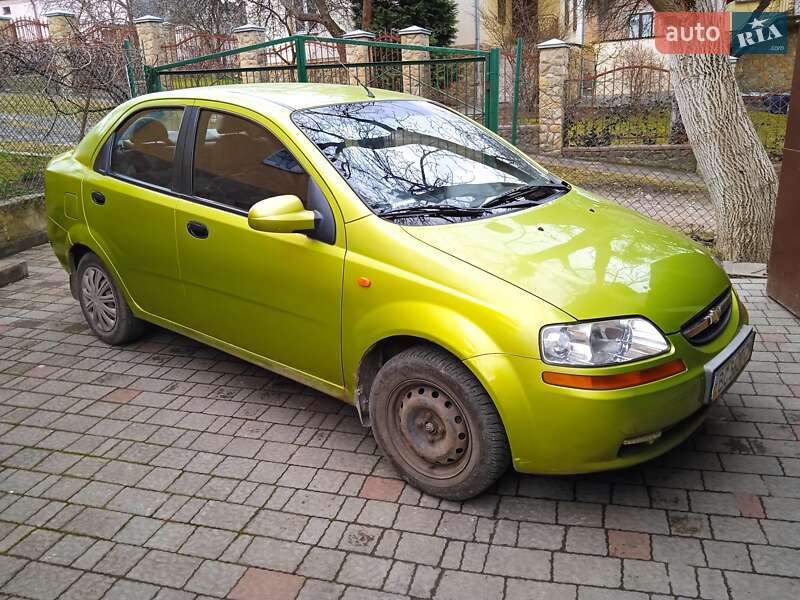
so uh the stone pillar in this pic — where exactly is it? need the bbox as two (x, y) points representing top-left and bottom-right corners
(44, 10), (77, 41)
(537, 38), (580, 154)
(342, 29), (374, 87)
(0, 16), (16, 42)
(135, 15), (166, 66)
(398, 25), (431, 96)
(45, 11), (77, 87)
(162, 21), (177, 63)
(232, 24), (266, 71)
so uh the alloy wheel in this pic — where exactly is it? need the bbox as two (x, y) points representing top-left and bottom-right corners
(81, 266), (117, 333)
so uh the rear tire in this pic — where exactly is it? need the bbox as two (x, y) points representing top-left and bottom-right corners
(370, 345), (510, 500)
(76, 253), (145, 345)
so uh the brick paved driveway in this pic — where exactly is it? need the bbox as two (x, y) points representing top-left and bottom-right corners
(0, 245), (798, 600)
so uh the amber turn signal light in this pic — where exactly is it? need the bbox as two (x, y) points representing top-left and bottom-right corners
(542, 359), (686, 390)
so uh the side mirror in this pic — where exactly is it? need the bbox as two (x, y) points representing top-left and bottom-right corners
(247, 195), (316, 234)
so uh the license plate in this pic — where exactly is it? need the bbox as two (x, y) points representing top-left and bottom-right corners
(705, 326), (754, 404)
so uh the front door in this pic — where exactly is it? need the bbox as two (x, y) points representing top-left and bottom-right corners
(175, 107), (345, 389)
(83, 105), (186, 322)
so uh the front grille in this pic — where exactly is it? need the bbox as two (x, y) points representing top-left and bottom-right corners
(681, 289), (733, 345)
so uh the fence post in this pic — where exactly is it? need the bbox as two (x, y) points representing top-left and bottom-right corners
(44, 10), (77, 87)
(123, 38), (138, 97)
(511, 37), (524, 145)
(398, 25), (431, 96)
(537, 38), (579, 154)
(342, 30), (375, 87)
(0, 16), (16, 42)
(484, 47), (500, 132)
(295, 36), (308, 83)
(134, 15), (166, 66)
(232, 24), (266, 73)
(145, 66), (161, 93)
(44, 10), (77, 41)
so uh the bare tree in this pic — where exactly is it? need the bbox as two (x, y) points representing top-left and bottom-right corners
(247, 0), (349, 36)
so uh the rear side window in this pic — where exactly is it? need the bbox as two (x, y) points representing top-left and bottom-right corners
(110, 108), (184, 189)
(192, 110), (309, 212)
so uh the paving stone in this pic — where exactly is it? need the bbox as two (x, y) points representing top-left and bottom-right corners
(180, 526), (236, 559)
(553, 553), (621, 587)
(240, 536), (309, 572)
(337, 553), (392, 588)
(3, 561), (81, 600)
(434, 570), (504, 600)
(127, 549), (202, 587)
(394, 532), (447, 566)
(298, 547), (345, 580)
(750, 545), (800, 577)
(517, 522), (565, 550)
(703, 540), (752, 571)
(623, 559), (670, 593)
(566, 526), (607, 555)
(185, 560), (246, 596)
(483, 545), (550, 580)
(651, 535), (706, 566)
(394, 505), (442, 534)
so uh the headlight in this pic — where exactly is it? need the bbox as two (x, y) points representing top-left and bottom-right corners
(540, 318), (669, 367)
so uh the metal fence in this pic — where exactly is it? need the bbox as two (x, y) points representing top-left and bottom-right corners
(147, 34), (500, 131)
(0, 33), (141, 201)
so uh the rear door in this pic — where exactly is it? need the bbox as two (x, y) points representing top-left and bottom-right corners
(84, 104), (188, 322)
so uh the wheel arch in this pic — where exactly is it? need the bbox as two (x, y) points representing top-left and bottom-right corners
(64, 229), (137, 311)
(354, 335), (508, 435)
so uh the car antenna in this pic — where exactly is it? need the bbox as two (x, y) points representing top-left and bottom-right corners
(335, 56), (375, 98)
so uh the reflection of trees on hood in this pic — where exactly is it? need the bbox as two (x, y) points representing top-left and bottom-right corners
(293, 101), (545, 212)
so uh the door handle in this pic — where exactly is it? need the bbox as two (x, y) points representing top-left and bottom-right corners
(91, 191), (106, 205)
(187, 221), (209, 239)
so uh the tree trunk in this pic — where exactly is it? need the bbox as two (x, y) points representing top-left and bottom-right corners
(667, 51), (778, 261)
(362, 0), (373, 30)
(667, 96), (687, 144)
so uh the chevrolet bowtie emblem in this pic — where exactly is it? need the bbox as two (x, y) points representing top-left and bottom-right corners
(707, 305), (722, 325)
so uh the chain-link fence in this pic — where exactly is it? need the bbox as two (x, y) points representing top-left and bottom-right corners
(0, 32), (141, 201)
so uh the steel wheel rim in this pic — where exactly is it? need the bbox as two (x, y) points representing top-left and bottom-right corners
(81, 266), (117, 333)
(388, 380), (472, 479)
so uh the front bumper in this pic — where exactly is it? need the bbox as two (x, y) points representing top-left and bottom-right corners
(465, 296), (749, 475)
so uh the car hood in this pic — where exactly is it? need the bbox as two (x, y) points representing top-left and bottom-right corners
(403, 189), (730, 334)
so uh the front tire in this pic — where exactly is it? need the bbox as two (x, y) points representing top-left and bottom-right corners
(370, 345), (510, 500)
(76, 253), (145, 345)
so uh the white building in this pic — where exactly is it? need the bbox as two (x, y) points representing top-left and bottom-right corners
(0, 0), (43, 20)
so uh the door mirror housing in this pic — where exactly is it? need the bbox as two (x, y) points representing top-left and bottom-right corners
(247, 195), (316, 234)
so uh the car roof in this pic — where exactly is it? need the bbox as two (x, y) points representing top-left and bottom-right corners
(145, 83), (412, 112)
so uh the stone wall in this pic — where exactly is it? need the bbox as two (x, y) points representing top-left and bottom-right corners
(561, 144), (698, 173)
(735, 26), (797, 93)
(498, 124), (539, 155)
(0, 196), (47, 259)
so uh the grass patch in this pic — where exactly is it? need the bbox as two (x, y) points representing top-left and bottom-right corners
(0, 151), (49, 199)
(0, 92), (113, 117)
(565, 107), (787, 158)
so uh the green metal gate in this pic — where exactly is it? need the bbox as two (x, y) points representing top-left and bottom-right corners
(144, 34), (501, 132)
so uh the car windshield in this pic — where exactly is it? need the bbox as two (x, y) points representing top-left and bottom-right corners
(292, 100), (562, 223)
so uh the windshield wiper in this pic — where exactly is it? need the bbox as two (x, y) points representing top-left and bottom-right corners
(480, 182), (570, 209)
(379, 204), (489, 220)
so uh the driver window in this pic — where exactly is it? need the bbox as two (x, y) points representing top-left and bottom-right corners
(192, 110), (309, 212)
(110, 108), (183, 189)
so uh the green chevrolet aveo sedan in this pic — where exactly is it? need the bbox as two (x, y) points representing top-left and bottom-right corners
(45, 83), (753, 500)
